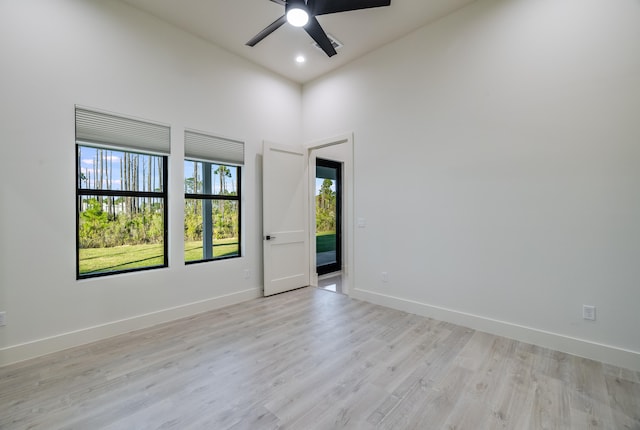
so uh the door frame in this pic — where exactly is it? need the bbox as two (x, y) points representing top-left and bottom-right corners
(306, 133), (354, 295)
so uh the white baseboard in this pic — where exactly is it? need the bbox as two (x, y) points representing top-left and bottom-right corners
(0, 288), (261, 367)
(352, 288), (640, 372)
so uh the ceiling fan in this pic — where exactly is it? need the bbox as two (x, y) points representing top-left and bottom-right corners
(246, 0), (392, 57)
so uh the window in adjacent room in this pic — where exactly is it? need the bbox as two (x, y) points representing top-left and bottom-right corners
(184, 130), (243, 264)
(75, 106), (170, 279)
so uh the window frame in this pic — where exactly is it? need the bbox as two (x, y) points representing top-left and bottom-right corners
(75, 144), (169, 279)
(184, 160), (242, 264)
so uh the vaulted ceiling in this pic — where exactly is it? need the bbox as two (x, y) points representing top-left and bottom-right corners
(121, 0), (476, 84)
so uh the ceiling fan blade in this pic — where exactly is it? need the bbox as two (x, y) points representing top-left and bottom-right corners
(269, 0), (287, 5)
(304, 16), (337, 57)
(312, 0), (391, 16)
(246, 15), (287, 47)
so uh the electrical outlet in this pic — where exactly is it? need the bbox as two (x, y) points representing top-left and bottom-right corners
(0, 312), (6, 327)
(381, 272), (389, 283)
(583, 305), (596, 321)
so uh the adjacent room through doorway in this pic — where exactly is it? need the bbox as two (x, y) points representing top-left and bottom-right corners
(315, 158), (342, 277)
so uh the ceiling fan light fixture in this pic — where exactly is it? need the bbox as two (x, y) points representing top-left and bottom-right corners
(247, 0), (391, 58)
(286, 7), (309, 27)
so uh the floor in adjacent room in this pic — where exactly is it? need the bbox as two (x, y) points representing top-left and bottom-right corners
(1, 287), (638, 429)
(317, 273), (343, 294)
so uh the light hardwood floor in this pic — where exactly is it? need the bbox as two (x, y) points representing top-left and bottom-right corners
(1, 287), (639, 429)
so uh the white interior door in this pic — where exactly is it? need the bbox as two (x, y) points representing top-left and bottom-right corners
(263, 142), (309, 296)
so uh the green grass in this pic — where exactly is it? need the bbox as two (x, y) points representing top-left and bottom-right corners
(316, 231), (336, 253)
(184, 238), (239, 262)
(79, 238), (240, 275)
(79, 243), (165, 275)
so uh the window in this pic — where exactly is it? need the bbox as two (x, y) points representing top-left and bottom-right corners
(75, 107), (170, 278)
(184, 130), (244, 264)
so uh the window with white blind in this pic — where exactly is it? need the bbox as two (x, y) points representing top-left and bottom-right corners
(75, 106), (170, 278)
(184, 130), (243, 263)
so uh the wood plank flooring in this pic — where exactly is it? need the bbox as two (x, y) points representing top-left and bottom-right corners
(1, 287), (638, 429)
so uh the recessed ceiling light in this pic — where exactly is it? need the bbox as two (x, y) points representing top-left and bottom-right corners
(295, 55), (306, 63)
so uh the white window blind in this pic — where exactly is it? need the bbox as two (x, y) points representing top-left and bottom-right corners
(184, 130), (244, 166)
(75, 106), (170, 154)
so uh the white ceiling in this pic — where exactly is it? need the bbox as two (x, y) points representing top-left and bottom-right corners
(121, 0), (476, 84)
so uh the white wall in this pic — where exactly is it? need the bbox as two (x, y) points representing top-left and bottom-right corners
(303, 0), (640, 370)
(0, 0), (301, 365)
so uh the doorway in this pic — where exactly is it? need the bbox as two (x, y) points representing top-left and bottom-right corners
(306, 134), (353, 295)
(315, 158), (342, 276)
(262, 134), (353, 296)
